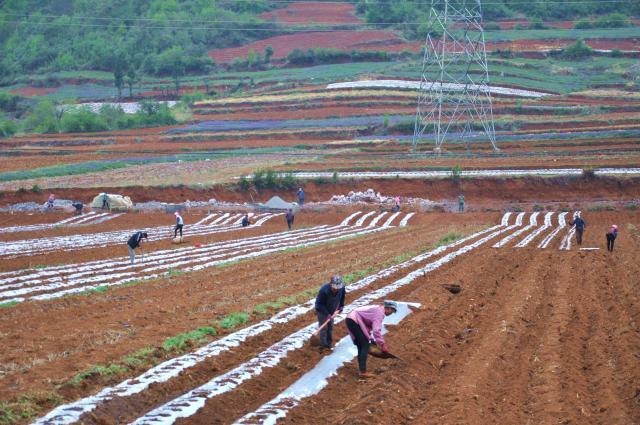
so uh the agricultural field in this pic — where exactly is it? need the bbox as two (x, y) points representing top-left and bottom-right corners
(1, 1), (640, 424)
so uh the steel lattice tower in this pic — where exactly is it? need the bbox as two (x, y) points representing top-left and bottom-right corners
(413, 0), (498, 153)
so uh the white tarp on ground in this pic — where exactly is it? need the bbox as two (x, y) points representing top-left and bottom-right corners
(326, 79), (552, 98)
(90, 193), (133, 211)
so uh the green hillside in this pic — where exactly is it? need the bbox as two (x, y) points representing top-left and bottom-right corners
(0, 0), (277, 79)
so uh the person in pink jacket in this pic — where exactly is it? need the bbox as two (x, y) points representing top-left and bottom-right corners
(345, 300), (397, 378)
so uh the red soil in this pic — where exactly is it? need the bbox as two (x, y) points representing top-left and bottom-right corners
(2, 177), (640, 209)
(208, 30), (419, 62)
(259, 2), (362, 25)
(9, 86), (57, 97)
(488, 38), (640, 52)
(209, 30), (640, 63)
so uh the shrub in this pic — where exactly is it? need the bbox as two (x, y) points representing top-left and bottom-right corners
(264, 169), (278, 189)
(252, 169), (266, 190)
(610, 49), (623, 58)
(574, 18), (593, 29)
(180, 91), (206, 106)
(0, 119), (17, 138)
(484, 22), (500, 31)
(562, 39), (592, 60)
(595, 13), (632, 29)
(528, 18), (548, 29)
(239, 175), (251, 191)
(332, 171), (339, 183)
(31, 185), (41, 193)
(60, 108), (109, 133)
(582, 167), (596, 180)
(452, 165), (462, 184)
(280, 171), (296, 189)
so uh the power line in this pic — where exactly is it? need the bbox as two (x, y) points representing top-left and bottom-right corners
(2, 18), (638, 32)
(1, 11), (638, 26)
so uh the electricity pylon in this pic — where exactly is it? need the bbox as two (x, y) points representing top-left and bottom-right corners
(413, 0), (498, 153)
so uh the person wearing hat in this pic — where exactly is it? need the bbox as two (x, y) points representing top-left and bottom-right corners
(127, 231), (148, 264)
(606, 224), (618, 252)
(314, 275), (346, 350)
(345, 300), (397, 378)
(174, 211), (184, 238)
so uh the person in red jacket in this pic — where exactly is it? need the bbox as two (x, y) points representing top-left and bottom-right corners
(345, 300), (397, 378)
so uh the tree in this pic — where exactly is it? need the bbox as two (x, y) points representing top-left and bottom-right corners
(155, 47), (186, 96)
(264, 45), (274, 64)
(114, 66), (125, 99)
(126, 67), (138, 97)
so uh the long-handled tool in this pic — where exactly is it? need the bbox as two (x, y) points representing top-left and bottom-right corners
(309, 313), (339, 347)
(369, 344), (402, 361)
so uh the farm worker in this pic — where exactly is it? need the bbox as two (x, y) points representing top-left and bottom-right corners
(127, 231), (148, 264)
(314, 275), (346, 350)
(569, 214), (586, 245)
(72, 201), (83, 215)
(241, 214), (251, 227)
(606, 224), (618, 252)
(458, 194), (465, 212)
(393, 196), (401, 212)
(46, 194), (55, 209)
(286, 208), (295, 230)
(345, 300), (397, 378)
(297, 188), (305, 206)
(174, 212), (184, 238)
(101, 193), (110, 210)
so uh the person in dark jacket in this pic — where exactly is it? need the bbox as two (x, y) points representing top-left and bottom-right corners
(101, 193), (110, 210)
(606, 224), (618, 252)
(127, 231), (148, 264)
(72, 201), (83, 215)
(314, 275), (346, 350)
(241, 214), (251, 227)
(285, 209), (295, 230)
(569, 214), (586, 245)
(297, 188), (305, 206)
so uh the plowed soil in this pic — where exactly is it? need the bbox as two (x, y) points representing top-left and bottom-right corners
(258, 2), (362, 25)
(0, 211), (489, 407)
(284, 211), (640, 425)
(3, 176), (640, 211)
